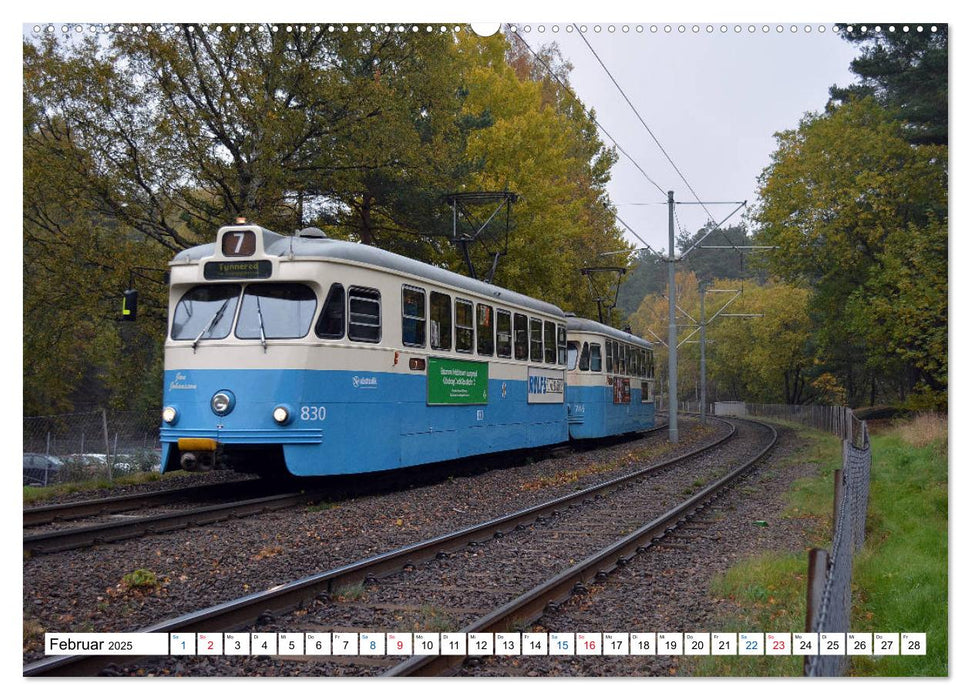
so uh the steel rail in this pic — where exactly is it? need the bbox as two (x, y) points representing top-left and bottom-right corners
(383, 417), (778, 677)
(23, 479), (261, 527)
(24, 419), (732, 677)
(23, 490), (325, 555)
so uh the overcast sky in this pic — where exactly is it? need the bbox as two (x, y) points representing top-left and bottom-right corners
(506, 23), (862, 255)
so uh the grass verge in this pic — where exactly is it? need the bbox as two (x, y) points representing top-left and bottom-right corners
(22, 469), (177, 506)
(682, 416), (947, 677)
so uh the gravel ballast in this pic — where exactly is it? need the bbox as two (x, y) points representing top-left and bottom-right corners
(24, 419), (821, 678)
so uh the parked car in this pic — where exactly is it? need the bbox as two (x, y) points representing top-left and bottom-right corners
(23, 453), (63, 486)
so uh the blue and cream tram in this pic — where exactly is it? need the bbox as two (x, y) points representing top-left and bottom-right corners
(565, 316), (656, 440)
(160, 223), (571, 477)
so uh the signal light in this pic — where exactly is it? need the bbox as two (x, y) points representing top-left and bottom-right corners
(122, 289), (138, 322)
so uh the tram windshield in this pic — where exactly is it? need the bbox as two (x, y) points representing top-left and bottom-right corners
(171, 284), (241, 341)
(236, 284), (317, 340)
(171, 283), (317, 342)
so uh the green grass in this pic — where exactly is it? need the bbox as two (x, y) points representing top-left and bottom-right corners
(849, 431), (947, 676)
(121, 568), (159, 590)
(22, 470), (176, 506)
(416, 604), (456, 633)
(682, 418), (947, 677)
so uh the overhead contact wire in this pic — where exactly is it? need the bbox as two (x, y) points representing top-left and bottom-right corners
(510, 30), (668, 200)
(574, 25), (745, 256)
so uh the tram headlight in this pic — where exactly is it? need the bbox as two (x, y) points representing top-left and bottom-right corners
(272, 405), (292, 425)
(162, 406), (178, 424)
(211, 390), (235, 416)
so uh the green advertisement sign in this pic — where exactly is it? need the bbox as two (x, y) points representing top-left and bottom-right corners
(427, 357), (489, 405)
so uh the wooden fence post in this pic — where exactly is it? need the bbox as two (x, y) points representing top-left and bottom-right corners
(805, 548), (830, 675)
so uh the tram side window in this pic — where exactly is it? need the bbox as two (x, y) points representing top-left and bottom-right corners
(514, 314), (529, 361)
(401, 286), (426, 347)
(348, 287), (381, 343)
(590, 343), (602, 372)
(557, 324), (567, 365)
(648, 350), (655, 378)
(315, 283), (345, 339)
(456, 299), (474, 353)
(579, 342), (590, 371)
(618, 343), (627, 375)
(605, 340), (614, 373)
(567, 341), (580, 370)
(430, 291), (452, 351)
(543, 321), (556, 364)
(496, 310), (512, 358)
(477, 304), (494, 356)
(529, 318), (543, 362)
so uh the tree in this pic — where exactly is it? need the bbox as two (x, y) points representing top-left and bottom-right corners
(449, 32), (629, 317)
(23, 26), (631, 411)
(616, 223), (758, 318)
(752, 97), (947, 407)
(830, 24), (948, 146)
(628, 272), (814, 405)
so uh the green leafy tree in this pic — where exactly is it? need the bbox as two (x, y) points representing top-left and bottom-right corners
(628, 272), (814, 405)
(752, 97), (947, 407)
(616, 223), (758, 318)
(616, 248), (666, 317)
(450, 32), (629, 317)
(830, 24), (948, 146)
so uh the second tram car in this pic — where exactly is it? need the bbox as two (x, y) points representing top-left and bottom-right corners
(565, 317), (656, 440)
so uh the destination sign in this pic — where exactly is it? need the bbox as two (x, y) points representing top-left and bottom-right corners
(204, 260), (272, 280)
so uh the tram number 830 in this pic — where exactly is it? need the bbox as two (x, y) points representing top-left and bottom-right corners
(300, 405), (327, 421)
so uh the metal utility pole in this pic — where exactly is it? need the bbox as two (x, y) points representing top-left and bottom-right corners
(667, 190), (678, 443)
(700, 280), (707, 424)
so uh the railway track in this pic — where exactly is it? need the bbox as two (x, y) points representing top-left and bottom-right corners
(23, 478), (262, 527)
(23, 423), (670, 557)
(387, 418), (777, 677)
(22, 489), (330, 556)
(24, 417), (766, 677)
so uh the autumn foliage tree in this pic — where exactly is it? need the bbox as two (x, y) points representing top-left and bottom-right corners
(23, 25), (629, 412)
(628, 271), (814, 405)
(752, 97), (947, 408)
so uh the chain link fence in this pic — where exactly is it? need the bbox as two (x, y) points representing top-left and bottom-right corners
(801, 421), (871, 676)
(744, 403), (866, 447)
(23, 409), (162, 485)
(727, 403), (870, 676)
